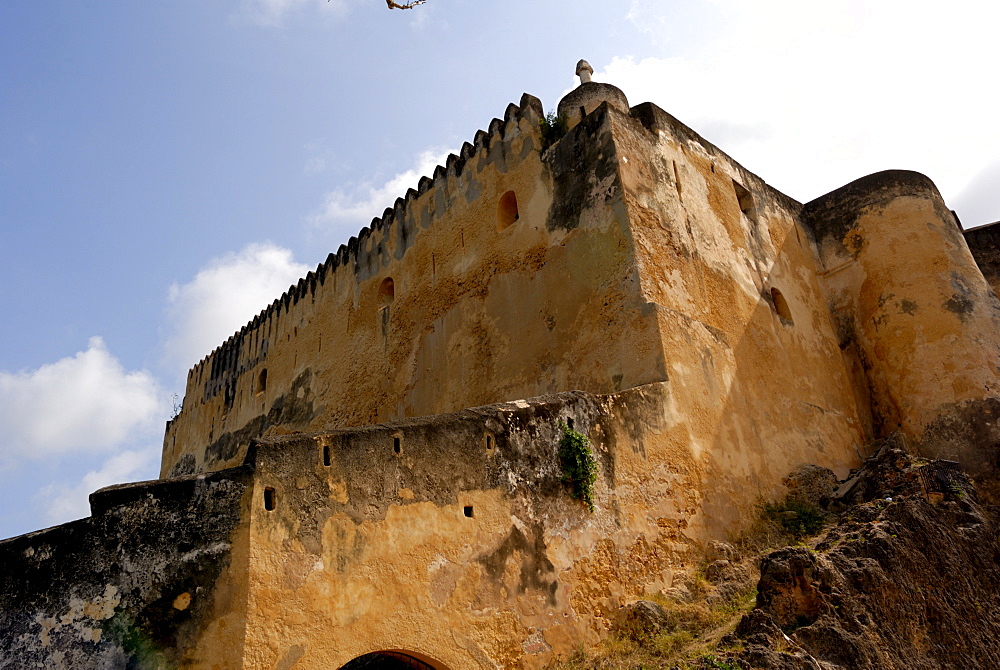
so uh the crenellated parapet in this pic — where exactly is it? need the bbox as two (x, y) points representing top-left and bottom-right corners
(162, 92), (561, 478)
(175, 94), (545, 422)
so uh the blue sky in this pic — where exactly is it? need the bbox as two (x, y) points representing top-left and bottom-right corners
(2, 0), (998, 539)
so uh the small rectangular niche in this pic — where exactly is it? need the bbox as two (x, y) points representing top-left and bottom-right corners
(322, 445), (331, 467)
(463, 506), (474, 518)
(393, 436), (402, 454)
(732, 179), (758, 224)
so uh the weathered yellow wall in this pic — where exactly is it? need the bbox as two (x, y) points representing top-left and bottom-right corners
(803, 171), (1000, 494)
(162, 96), (666, 478)
(611, 104), (868, 531)
(236, 389), (710, 670)
(150, 92), (1000, 669)
(184, 484), (254, 670)
(234, 368), (856, 670)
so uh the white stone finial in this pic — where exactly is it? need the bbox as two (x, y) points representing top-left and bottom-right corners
(576, 59), (594, 84)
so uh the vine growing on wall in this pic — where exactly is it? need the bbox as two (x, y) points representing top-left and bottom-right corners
(558, 421), (598, 512)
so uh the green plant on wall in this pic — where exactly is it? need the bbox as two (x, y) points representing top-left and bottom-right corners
(539, 111), (568, 150)
(559, 422), (598, 511)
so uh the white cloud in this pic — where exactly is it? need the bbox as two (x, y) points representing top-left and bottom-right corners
(0, 337), (164, 460)
(164, 243), (309, 373)
(304, 155), (328, 175)
(408, 2), (438, 31)
(38, 449), (158, 525)
(609, 0), (1000, 221)
(239, 0), (347, 27)
(309, 147), (452, 235)
(625, 0), (721, 46)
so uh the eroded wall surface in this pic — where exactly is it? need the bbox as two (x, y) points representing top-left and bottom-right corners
(0, 381), (853, 670)
(802, 172), (1000, 496)
(238, 378), (860, 670)
(162, 94), (665, 478)
(0, 469), (253, 669)
(603, 103), (869, 533)
(240, 388), (687, 670)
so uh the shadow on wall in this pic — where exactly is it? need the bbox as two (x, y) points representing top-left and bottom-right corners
(697, 215), (869, 535)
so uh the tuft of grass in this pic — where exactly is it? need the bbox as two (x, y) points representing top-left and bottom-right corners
(549, 577), (756, 669)
(759, 499), (826, 541)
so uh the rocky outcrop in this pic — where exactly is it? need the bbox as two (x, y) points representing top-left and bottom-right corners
(730, 441), (1000, 669)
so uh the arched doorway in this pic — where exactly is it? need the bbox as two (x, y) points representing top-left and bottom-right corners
(339, 651), (438, 670)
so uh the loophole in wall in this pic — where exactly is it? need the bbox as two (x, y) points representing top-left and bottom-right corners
(771, 287), (793, 324)
(497, 191), (519, 230)
(379, 277), (395, 305)
(263, 487), (276, 511)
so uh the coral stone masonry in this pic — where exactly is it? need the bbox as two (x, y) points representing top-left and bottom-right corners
(3, 62), (1000, 669)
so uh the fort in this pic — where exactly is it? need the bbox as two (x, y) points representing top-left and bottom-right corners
(3, 61), (1000, 668)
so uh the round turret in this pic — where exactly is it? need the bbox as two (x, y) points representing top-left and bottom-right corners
(557, 59), (630, 131)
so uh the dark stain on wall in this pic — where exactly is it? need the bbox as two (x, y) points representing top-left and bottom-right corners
(545, 103), (621, 233)
(801, 170), (942, 257)
(186, 369), (316, 476)
(0, 466), (252, 668)
(943, 272), (976, 320)
(944, 294), (975, 318)
(477, 523), (558, 605)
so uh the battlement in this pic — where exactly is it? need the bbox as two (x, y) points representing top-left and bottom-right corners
(165, 90), (690, 477)
(173, 93), (545, 432)
(161, 84), (883, 480)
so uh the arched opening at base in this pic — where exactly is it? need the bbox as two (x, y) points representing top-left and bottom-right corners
(339, 651), (439, 670)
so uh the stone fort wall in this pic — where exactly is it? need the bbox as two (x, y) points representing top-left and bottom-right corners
(162, 93), (668, 478)
(163, 80), (1000, 532)
(6, 73), (1000, 668)
(163, 91), (881, 495)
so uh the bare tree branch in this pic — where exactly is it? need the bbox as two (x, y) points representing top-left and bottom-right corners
(329, 0), (426, 7)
